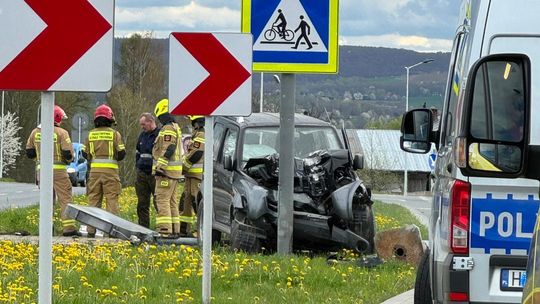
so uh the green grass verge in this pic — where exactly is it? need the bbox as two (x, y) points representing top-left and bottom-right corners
(373, 201), (428, 240)
(0, 177), (16, 182)
(0, 187), (426, 303)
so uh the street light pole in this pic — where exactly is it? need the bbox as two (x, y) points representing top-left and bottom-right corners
(404, 59), (434, 196)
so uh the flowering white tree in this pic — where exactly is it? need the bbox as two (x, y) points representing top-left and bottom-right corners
(0, 111), (22, 175)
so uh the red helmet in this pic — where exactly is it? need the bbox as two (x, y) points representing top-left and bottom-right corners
(54, 105), (67, 125)
(94, 104), (115, 122)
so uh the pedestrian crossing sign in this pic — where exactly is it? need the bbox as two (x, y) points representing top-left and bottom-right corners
(242, 0), (339, 74)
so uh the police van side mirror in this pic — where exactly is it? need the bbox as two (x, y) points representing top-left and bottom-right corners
(459, 54), (530, 178)
(400, 109), (432, 154)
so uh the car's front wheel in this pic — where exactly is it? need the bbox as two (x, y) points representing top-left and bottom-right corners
(230, 210), (261, 253)
(196, 200), (221, 246)
(350, 204), (376, 253)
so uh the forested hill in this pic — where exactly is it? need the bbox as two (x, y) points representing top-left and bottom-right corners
(113, 38), (451, 79)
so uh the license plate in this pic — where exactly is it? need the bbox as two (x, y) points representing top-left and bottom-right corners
(500, 269), (527, 291)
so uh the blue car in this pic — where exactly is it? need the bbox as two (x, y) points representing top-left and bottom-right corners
(67, 143), (87, 187)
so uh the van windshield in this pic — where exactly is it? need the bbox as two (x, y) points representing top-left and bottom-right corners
(242, 126), (342, 163)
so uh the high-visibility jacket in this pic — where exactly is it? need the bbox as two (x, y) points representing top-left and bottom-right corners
(183, 127), (204, 179)
(153, 122), (182, 179)
(83, 127), (125, 174)
(26, 127), (73, 170)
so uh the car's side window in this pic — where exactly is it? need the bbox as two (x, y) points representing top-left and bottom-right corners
(213, 123), (226, 161)
(222, 128), (238, 164)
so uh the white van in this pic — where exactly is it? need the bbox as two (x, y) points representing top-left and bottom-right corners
(400, 0), (540, 303)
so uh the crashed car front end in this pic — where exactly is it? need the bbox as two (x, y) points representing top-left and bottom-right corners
(236, 150), (375, 253)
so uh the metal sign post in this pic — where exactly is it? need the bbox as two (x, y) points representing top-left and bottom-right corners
(0, 91), (4, 178)
(202, 116), (214, 304)
(38, 92), (55, 304)
(168, 32), (252, 303)
(277, 74), (296, 254)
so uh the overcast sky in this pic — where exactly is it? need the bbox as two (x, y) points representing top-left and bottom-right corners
(114, 0), (459, 52)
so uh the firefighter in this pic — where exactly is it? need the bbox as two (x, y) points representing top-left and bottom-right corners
(179, 115), (205, 236)
(152, 99), (183, 237)
(25, 105), (78, 236)
(82, 105), (126, 237)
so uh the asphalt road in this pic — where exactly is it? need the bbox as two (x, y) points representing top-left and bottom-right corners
(0, 182), (86, 210)
(372, 193), (431, 228)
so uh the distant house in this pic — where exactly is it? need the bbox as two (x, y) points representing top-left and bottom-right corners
(346, 129), (434, 193)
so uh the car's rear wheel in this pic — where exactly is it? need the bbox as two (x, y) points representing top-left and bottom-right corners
(196, 200), (221, 246)
(414, 249), (432, 304)
(230, 210), (261, 253)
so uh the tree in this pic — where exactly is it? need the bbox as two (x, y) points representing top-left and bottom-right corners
(0, 111), (22, 176)
(116, 32), (166, 102)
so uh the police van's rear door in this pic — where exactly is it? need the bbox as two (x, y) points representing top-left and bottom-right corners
(468, 6), (540, 300)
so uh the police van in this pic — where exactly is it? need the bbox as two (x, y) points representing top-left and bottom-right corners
(400, 0), (540, 303)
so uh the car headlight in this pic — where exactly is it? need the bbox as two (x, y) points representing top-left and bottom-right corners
(67, 168), (76, 174)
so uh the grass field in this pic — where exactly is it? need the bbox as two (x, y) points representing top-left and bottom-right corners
(0, 188), (425, 303)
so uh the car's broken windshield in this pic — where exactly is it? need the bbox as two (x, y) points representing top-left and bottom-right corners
(241, 126), (342, 165)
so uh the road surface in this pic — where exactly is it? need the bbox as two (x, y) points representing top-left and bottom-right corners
(0, 182), (86, 210)
(372, 193), (431, 227)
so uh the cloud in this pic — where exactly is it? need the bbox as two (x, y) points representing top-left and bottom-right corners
(115, 1), (240, 32)
(339, 34), (452, 52)
(113, 0), (459, 51)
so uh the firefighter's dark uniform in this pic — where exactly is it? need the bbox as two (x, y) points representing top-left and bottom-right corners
(153, 121), (183, 236)
(135, 127), (160, 228)
(180, 124), (204, 235)
(26, 126), (76, 234)
(83, 127), (125, 235)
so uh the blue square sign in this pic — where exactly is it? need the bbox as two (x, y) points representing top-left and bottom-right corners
(242, 0), (339, 73)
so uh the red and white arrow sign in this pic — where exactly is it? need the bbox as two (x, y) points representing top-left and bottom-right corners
(0, 0), (113, 92)
(169, 33), (252, 116)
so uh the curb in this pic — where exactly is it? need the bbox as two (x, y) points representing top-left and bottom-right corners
(381, 289), (414, 304)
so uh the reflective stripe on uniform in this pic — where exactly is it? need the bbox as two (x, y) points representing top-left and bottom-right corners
(187, 163), (203, 173)
(179, 216), (196, 224)
(193, 137), (205, 143)
(92, 158), (119, 169)
(62, 220), (77, 227)
(160, 130), (177, 137)
(118, 144), (125, 150)
(140, 153), (152, 158)
(171, 216), (180, 224)
(53, 164), (67, 170)
(156, 216), (173, 225)
(164, 161), (182, 171)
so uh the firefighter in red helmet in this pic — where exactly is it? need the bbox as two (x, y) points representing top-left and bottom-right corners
(26, 105), (78, 236)
(82, 104), (126, 237)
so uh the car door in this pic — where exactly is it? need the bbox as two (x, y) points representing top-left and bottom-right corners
(213, 124), (238, 226)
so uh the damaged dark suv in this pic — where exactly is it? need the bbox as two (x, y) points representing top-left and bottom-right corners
(197, 113), (375, 253)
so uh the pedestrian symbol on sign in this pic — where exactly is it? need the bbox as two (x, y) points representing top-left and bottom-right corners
(254, 0), (326, 52)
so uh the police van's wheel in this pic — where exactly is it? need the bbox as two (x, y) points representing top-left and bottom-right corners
(414, 249), (432, 304)
(196, 200), (221, 246)
(230, 210), (261, 253)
